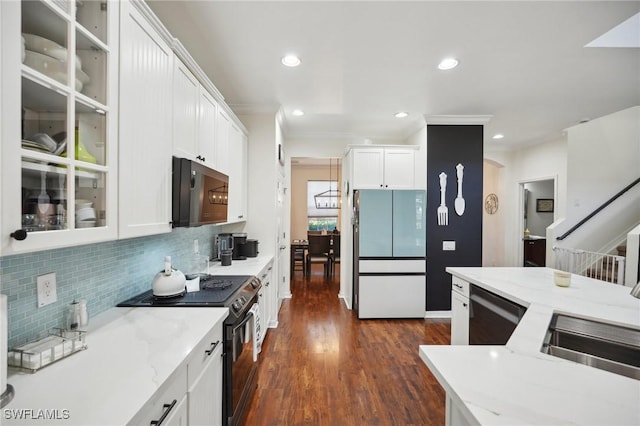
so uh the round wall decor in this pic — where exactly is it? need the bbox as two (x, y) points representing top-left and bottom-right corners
(485, 193), (499, 214)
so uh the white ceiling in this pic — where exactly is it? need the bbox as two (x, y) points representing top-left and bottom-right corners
(147, 1), (640, 152)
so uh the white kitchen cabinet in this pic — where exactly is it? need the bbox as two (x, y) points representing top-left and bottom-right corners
(350, 146), (417, 189)
(0, 0), (119, 254)
(128, 365), (188, 426)
(215, 108), (231, 175)
(227, 123), (247, 222)
(450, 277), (470, 345)
(197, 86), (217, 168)
(172, 55), (219, 171)
(187, 322), (223, 426)
(118, 0), (174, 239)
(172, 58), (199, 161)
(259, 260), (275, 329)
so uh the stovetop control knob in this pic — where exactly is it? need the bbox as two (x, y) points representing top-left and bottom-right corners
(232, 301), (242, 312)
(240, 296), (247, 304)
(251, 279), (259, 289)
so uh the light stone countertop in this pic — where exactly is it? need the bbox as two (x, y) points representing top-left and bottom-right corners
(4, 307), (228, 425)
(207, 254), (274, 277)
(419, 267), (640, 426)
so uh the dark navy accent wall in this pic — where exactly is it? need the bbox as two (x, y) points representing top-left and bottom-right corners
(426, 125), (483, 311)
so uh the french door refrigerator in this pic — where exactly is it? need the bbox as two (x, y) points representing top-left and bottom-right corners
(353, 189), (426, 318)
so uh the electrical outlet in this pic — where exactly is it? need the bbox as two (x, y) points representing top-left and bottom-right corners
(37, 273), (57, 307)
(443, 241), (456, 251)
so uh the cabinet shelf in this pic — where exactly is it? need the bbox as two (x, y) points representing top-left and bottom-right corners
(21, 160), (102, 180)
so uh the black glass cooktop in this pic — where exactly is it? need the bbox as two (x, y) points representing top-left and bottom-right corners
(117, 275), (252, 307)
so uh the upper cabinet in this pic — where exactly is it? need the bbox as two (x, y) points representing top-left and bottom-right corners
(227, 123), (247, 222)
(1, 0), (119, 254)
(350, 146), (417, 190)
(118, 0), (173, 239)
(172, 56), (218, 170)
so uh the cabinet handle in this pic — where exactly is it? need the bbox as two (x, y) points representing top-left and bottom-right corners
(150, 399), (177, 425)
(238, 215), (244, 219)
(453, 283), (463, 289)
(205, 340), (220, 356)
(463, 303), (468, 308)
(380, 184), (383, 187)
(10, 229), (27, 241)
(385, 184), (388, 188)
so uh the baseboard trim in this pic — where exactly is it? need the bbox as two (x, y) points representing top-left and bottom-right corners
(425, 310), (452, 319)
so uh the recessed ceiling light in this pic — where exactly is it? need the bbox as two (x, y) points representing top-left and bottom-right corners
(492, 134), (505, 140)
(394, 112), (409, 118)
(292, 109), (305, 116)
(438, 58), (459, 70)
(281, 55), (301, 67)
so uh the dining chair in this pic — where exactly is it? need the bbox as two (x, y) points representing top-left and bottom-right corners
(291, 246), (306, 276)
(330, 234), (340, 277)
(306, 235), (331, 277)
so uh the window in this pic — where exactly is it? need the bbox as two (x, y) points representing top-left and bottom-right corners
(307, 180), (339, 231)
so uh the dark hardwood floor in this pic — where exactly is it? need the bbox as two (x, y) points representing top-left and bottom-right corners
(244, 265), (450, 426)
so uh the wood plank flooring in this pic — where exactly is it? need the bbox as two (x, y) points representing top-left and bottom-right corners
(244, 265), (450, 426)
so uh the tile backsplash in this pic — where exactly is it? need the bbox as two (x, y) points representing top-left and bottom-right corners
(0, 226), (220, 348)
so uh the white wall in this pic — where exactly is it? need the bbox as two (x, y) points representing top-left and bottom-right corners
(483, 160), (505, 266)
(524, 180), (554, 237)
(555, 106), (640, 254)
(486, 138), (568, 266)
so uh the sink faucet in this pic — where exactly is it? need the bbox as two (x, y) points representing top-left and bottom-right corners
(631, 281), (640, 299)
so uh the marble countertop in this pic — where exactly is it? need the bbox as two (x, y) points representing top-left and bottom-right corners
(419, 267), (640, 426)
(207, 254), (273, 277)
(4, 307), (228, 425)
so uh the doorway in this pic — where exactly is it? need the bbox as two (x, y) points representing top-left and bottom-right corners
(289, 157), (342, 287)
(518, 177), (557, 267)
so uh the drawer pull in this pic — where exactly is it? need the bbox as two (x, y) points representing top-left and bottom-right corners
(205, 340), (220, 356)
(150, 399), (177, 425)
(453, 283), (463, 289)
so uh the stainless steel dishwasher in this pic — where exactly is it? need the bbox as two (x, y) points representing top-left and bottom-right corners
(469, 284), (527, 345)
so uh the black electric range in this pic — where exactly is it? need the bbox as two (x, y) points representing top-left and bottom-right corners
(117, 274), (261, 322)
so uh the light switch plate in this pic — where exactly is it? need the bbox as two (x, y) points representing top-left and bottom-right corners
(443, 241), (456, 251)
(37, 273), (57, 307)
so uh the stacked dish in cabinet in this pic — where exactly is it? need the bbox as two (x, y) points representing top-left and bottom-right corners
(12, 0), (114, 237)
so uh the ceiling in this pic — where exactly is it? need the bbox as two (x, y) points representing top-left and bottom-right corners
(146, 1), (640, 152)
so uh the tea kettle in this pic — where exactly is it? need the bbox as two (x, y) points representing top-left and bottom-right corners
(152, 269), (186, 297)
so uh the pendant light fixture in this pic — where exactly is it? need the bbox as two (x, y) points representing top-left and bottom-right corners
(314, 158), (341, 209)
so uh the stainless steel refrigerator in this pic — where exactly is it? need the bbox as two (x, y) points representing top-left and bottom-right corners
(353, 190), (426, 318)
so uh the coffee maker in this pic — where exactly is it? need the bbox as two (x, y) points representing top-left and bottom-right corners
(231, 233), (247, 260)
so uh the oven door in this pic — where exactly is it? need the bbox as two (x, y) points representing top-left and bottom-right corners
(227, 303), (259, 426)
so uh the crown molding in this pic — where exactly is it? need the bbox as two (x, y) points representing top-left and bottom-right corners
(424, 115), (493, 125)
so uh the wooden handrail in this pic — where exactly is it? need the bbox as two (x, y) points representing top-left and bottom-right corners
(556, 177), (640, 241)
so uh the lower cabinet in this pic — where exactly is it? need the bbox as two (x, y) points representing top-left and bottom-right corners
(129, 320), (224, 426)
(450, 277), (470, 345)
(259, 260), (274, 333)
(127, 366), (188, 425)
(450, 291), (469, 345)
(164, 395), (189, 426)
(187, 335), (223, 426)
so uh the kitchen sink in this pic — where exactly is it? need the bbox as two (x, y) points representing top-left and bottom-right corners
(541, 313), (640, 380)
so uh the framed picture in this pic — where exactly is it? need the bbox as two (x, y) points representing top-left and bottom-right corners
(278, 143), (285, 166)
(536, 198), (554, 213)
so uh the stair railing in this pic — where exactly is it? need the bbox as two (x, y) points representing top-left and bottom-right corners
(553, 246), (625, 285)
(556, 177), (640, 241)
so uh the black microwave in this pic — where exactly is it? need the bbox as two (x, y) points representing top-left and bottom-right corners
(172, 157), (229, 227)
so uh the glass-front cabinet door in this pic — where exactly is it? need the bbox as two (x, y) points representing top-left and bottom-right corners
(1, 0), (118, 254)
